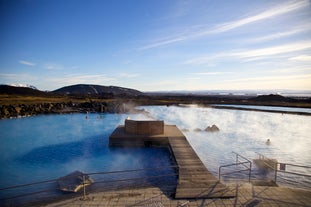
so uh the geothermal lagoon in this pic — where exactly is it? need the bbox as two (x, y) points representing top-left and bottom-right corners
(0, 105), (310, 202)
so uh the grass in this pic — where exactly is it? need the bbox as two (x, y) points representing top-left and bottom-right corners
(0, 95), (115, 105)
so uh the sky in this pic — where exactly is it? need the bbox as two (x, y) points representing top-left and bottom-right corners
(0, 0), (311, 92)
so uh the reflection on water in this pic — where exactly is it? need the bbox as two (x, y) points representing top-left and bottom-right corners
(0, 105), (310, 200)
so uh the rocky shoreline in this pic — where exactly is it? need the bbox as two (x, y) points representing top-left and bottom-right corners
(0, 101), (136, 119)
(2, 100), (311, 119)
(1, 91), (311, 119)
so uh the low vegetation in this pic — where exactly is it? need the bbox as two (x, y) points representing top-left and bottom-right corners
(0, 85), (310, 119)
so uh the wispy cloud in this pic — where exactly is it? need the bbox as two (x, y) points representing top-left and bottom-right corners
(185, 41), (311, 65)
(289, 55), (311, 62)
(49, 74), (116, 86)
(43, 63), (64, 70)
(119, 72), (140, 78)
(219, 74), (311, 90)
(246, 27), (311, 43)
(141, 0), (310, 49)
(19, 60), (36, 66)
(210, 0), (309, 34)
(225, 74), (311, 83)
(0, 73), (38, 83)
(193, 72), (232, 76)
(234, 41), (311, 59)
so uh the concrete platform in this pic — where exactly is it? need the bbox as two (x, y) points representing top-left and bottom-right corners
(43, 183), (311, 207)
(109, 125), (184, 147)
(109, 121), (234, 199)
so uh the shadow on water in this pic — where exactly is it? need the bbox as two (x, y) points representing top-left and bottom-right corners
(16, 133), (109, 164)
(6, 133), (177, 206)
(16, 131), (175, 171)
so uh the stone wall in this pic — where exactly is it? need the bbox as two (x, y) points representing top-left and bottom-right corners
(125, 119), (164, 135)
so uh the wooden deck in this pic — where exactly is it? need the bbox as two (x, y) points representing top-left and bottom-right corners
(109, 124), (234, 199)
(168, 137), (234, 198)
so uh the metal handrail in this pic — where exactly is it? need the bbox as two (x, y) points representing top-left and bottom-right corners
(255, 152), (311, 184)
(0, 165), (178, 203)
(219, 152), (252, 182)
(0, 178), (58, 191)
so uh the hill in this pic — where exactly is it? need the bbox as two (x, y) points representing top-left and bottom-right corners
(52, 84), (143, 96)
(0, 85), (48, 96)
(249, 94), (296, 102)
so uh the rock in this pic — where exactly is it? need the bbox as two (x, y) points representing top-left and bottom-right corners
(57, 171), (93, 193)
(205, 124), (220, 132)
(194, 128), (202, 132)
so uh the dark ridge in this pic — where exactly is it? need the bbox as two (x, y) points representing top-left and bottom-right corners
(0, 85), (48, 96)
(52, 84), (143, 96)
(249, 94), (295, 102)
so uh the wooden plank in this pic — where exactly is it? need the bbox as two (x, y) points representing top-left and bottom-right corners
(109, 123), (235, 199)
(168, 136), (235, 199)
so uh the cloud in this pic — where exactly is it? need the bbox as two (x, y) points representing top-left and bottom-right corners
(19, 60), (36, 66)
(43, 63), (64, 70)
(234, 41), (311, 60)
(0, 73), (36, 79)
(224, 74), (311, 83)
(210, 0), (309, 33)
(48, 74), (116, 86)
(246, 27), (311, 43)
(0, 73), (38, 84)
(193, 72), (232, 76)
(141, 0), (310, 49)
(119, 72), (140, 78)
(185, 41), (311, 65)
(215, 74), (311, 90)
(289, 55), (311, 62)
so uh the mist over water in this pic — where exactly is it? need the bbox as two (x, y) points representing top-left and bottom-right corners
(0, 105), (310, 191)
(139, 105), (311, 182)
(0, 113), (173, 189)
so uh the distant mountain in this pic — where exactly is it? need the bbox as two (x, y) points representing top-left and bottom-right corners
(249, 94), (294, 102)
(0, 84), (47, 95)
(52, 84), (143, 96)
(8, 83), (38, 90)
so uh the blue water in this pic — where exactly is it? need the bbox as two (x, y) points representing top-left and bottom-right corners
(213, 104), (311, 114)
(138, 105), (311, 186)
(0, 113), (173, 189)
(0, 105), (311, 204)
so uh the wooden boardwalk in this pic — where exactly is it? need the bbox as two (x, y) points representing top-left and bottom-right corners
(168, 137), (234, 199)
(110, 123), (235, 199)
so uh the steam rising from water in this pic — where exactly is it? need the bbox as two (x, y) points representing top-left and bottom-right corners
(0, 106), (310, 190)
(0, 113), (173, 188)
(139, 105), (311, 175)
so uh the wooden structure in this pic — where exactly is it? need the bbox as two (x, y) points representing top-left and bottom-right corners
(109, 120), (234, 199)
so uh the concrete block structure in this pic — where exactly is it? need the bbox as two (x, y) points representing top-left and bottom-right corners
(125, 119), (164, 135)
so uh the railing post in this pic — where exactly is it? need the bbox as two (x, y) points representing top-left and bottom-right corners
(218, 167), (221, 180)
(274, 163), (278, 183)
(248, 162), (252, 182)
(83, 174), (86, 200)
(81, 173), (89, 201)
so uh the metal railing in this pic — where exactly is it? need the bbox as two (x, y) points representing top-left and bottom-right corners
(255, 152), (311, 187)
(218, 151), (252, 182)
(0, 165), (178, 207)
